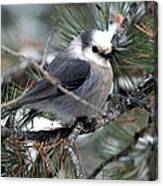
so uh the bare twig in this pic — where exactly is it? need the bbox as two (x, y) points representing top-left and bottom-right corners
(1, 87), (30, 108)
(74, 142), (86, 177)
(1, 45), (106, 116)
(67, 121), (84, 145)
(63, 121), (85, 178)
(41, 28), (55, 68)
(64, 144), (84, 178)
(135, 24), (154, 39)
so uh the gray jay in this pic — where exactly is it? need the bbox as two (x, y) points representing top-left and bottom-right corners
(20, 28), (117, 125)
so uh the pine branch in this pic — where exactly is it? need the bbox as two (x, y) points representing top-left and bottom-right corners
(111, 2), (145, 48)
(1, 72), (155, 142)
(87, 126), (147, 179)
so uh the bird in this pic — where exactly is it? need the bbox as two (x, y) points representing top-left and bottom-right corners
(18, 28), (118, 126)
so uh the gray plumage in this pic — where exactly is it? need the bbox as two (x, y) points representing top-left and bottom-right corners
(20, 29), (116, 125)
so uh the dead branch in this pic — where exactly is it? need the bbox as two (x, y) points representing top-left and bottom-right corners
(41, 27), (55, 68)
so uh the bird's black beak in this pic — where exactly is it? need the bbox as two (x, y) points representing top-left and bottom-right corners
(101, 46), (117, 60)
(99, 52), (113, 60)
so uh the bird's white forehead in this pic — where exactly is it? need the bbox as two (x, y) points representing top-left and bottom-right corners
(92, 30), (113, 49)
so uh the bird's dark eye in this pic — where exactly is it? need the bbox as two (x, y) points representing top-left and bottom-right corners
(92, 46), (98, 53)
(109, 20), (114, 24)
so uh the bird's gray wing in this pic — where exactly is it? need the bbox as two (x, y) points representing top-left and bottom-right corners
(21, 58), (90, 104)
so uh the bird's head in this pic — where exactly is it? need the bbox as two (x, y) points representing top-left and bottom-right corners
(81, 30), (113, 58)
(69, 29), (117, 68)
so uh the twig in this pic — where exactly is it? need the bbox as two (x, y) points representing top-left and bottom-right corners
(64, 144), (84, 178)
(1, 87), (30, 108)
(87, 127), (147, 179)
(67, 121), (84, 145)
(41, 28), (55, 68)
(74, 142), (86, 177)
(62, 121), (84, 178)
(1, 126), (73, 142)
(64, 121), (84, 178)
(135, 24), (154, 39)
(1, 45), (106, 116)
